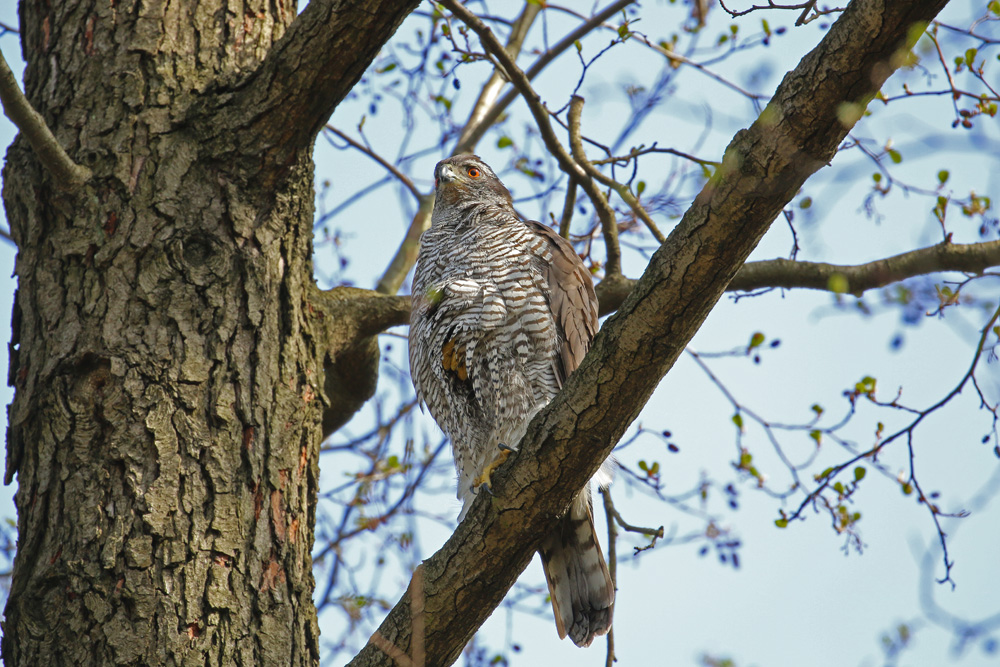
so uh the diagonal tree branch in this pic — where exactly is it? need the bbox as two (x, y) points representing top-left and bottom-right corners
(346, 0), (952, 665)
(0, 49), (91, 191)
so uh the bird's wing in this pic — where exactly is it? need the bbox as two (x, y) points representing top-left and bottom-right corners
(525, 220), (599, 385)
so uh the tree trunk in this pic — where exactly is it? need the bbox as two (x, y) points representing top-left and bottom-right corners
(1, 0), (418, 664)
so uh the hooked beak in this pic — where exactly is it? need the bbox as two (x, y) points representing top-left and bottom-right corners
(434, 162), (458, 190)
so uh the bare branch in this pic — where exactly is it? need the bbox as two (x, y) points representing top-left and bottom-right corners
(376, 2), (544, 296)
(325, 126), (422, 202)
(557, 178), (577, 238)
(569, 97), (667, 244)
(202, 0), (421, 177)
(0, 50), (91, 191)
(568, 96), (622, 274)
(599, 487), (618, 667)
(454, 2), (542, 150)
(729, 239), (1000, 295)
(453, 0), (636, 156)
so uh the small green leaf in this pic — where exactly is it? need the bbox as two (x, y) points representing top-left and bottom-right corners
(872, 172), (882, 183)
(636, 180), (646, 196)
(937, 169), (950, 184)
(901, 482), (914, 495)
(638, 460), (648, 472)
(761, 19), (771, 37)
(990, 0), (1000, 16)
(965, 48), (978, 67)
(887, 148), (902, 164)
(811, 403), (824, 417)
(574, 40), (582, 53)
(774, 518), (788, 528)
(854, 466), (867, 482)
(731, 413), (744, 430)
(828, 273), (849, 294)
(425, 286), (444, 305)
(748, 331), (766, 349)
(833, 481), (845, 494)
(809, 430), (822, 445)
(497, 136), (513, 149)
(799, 196), (812, 209)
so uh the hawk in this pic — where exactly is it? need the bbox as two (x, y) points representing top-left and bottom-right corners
(409, 155), (615, 647)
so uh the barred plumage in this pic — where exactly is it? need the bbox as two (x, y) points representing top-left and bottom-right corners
(409, 155), (614, 647)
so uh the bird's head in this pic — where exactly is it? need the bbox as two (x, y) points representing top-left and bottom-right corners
(433, 155), (513, 211)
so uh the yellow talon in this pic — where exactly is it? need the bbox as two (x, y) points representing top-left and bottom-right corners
(473, 446), (513, 491)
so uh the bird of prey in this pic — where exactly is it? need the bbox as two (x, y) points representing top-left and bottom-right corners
(409, 154), (614, 647)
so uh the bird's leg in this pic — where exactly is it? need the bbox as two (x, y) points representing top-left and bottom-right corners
(472, 443), (515, 494)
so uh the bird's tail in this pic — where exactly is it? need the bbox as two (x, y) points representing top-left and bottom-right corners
(538, 489), (615, 647)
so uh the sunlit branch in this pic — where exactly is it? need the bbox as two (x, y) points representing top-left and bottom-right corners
(730, 239), (1000, 295)
(557, 177), (577, 238)
(454, 2), (542, 150)
(453, 0), (636, 156)
(567, 96), (622, 273)
(0, 49), (91, 191)
(569, 97), (667, 244)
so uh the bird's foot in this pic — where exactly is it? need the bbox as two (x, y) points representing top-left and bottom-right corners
(472, 445), (514, 495)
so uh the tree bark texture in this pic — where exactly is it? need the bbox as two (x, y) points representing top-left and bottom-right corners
(2, 0), (418, 665)
(346, 0), (952, 665)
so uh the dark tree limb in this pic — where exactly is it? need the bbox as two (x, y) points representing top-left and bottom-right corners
(202, 0), (421, 175)
(346, 0), (952, 665)
(0, 50), (91, 190)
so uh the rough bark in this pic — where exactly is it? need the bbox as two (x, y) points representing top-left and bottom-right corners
(1, 1), (417, 665)
(346, 0), (952, 665)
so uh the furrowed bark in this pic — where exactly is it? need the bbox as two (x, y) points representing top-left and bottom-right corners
(1, 0), (417, 665)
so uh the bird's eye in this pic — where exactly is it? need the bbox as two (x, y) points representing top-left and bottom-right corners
(467, 167), (481, 178)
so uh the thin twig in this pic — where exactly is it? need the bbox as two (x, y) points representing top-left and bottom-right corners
(599, 487), (618, 667)
(0, 50), (91, 190)
(325, 126), (421, 202)
(568, 96), (622, 273)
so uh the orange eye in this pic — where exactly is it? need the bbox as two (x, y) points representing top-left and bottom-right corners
(467, 167), (481, 178)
